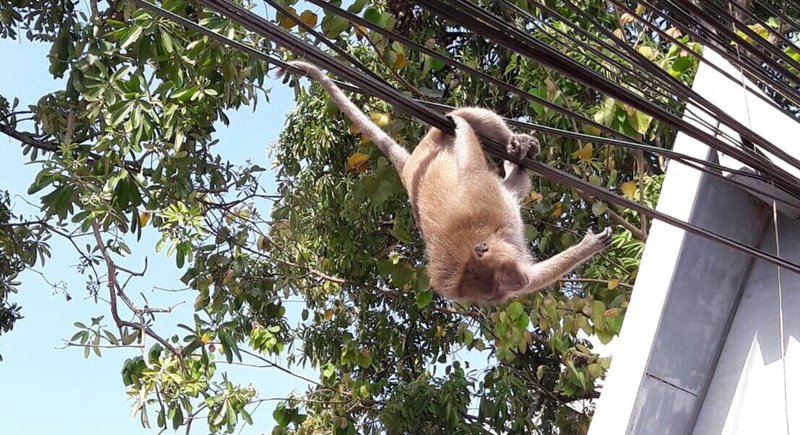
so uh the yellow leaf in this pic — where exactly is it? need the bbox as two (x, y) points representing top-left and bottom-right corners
(393, 52), (408, 70)
(324, 309), (334, 321)
(348, 123), (361, 134)
(665, 26), (681, 38)
(607, 278), (620, 290)
(200, 332), (210, 344)
(552, 203), (563, 219)
(544, 77), (558, 100)
(369, 111), (391, 127)
(359, 135), (371, 145)
(530, 191), (543, 203)
(571, 142), (594, 163)
(278, 7), (297, 29)
(299, 10), (318, 28)
(138, 210), (151, 227)
(346, 152), (369, 174)
(638, 46), (656, 61)
(583, 124), (601, 136)
(620, 13), (634, 25)
(355, 25), (368, 38)
(613, 28), (624, 39)
(620, 181), (637, 199)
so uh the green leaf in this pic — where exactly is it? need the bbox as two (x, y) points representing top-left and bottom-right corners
(415, 289), (433, 309)
(347, 0), (368, 13)
(591, 201), (608, 216)
(321, 15), (350, 38)
(507, 302), (524, 320)
(120, 25), (144, 49)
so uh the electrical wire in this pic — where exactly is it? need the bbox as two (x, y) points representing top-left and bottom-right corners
(131, 0), (800, 275)
(418, 0), (800, 193)
(275, 0), (800, 201)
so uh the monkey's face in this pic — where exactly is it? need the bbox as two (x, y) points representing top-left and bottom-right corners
(458, 239), (528, 304)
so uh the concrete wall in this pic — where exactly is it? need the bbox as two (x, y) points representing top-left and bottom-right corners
(589, 49), (800, 434)
(693, 213), (800, 434)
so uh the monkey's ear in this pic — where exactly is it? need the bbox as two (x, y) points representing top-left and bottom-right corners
(474, 242), (489, 258)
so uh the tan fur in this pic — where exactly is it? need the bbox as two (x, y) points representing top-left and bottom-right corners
(286, 61), (612, 304)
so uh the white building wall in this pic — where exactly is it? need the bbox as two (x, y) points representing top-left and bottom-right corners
(693, 214), (800, 434)
(590, 50), (800, 434)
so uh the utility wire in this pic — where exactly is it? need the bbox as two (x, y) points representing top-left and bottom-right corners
(648, 0), (800, 106)
(419, 0), (800, 195)
(132, 0), (800, 275)
(607, 0), (798, 120)
(753, 0), (800, 34)
(507, 0), (761, 155)
(292, 0), (800, 198)
(558, 0), (800, 160)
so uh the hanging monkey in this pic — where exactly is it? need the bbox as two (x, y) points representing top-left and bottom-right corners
(282, 61), (612, 304)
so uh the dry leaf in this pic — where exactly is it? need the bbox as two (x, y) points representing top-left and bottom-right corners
(346, 152), (369, 173)
(299, 10), (317, 28)
(620, 181), (637, 199)
(571, 142), (594, 163)
(369, 111), (391, 127)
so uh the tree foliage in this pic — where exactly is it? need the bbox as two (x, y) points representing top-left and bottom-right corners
(4, 0), (792, 433)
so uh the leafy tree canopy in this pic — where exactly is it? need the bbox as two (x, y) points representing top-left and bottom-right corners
(4, 0), (791, 433)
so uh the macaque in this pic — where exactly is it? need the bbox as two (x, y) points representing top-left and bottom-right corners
(283, 61), (612, 304)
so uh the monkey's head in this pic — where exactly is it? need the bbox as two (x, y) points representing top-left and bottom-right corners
(454, 236), (529, 304)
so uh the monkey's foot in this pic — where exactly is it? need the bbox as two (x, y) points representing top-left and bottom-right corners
(509, 134), (540, 159)
(580, 227), (613, 252)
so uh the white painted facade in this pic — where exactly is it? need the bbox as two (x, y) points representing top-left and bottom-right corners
(589, 50), (800, 434)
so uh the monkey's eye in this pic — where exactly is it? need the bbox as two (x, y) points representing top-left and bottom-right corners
(474, 242), (489, 258)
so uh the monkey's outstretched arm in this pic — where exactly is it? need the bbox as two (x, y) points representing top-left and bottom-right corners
(512, 228), (612, 297)
(283, 61), (410, 171)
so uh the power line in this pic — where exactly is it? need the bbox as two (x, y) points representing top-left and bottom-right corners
(131, 0), (800, 274)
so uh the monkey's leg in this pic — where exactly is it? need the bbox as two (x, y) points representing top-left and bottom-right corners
(512, 228), (613, 297)
(449, 115), (489, 170)
(448, 108), (538, 200)
(448, 107), (515, 145)
(502, 134), (538, 202)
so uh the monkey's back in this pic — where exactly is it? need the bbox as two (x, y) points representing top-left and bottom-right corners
(402, 129), (521, 295)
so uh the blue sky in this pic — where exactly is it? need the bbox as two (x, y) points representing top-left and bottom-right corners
(0, 31), (315, 434)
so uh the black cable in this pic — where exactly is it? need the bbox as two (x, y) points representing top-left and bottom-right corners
(559, 0), (800, 160)
(499, 0), (679, 105)
(419, 100), (798, 208)
(643, 0), (800, 106)
(135, 0), (771, 191)
(753, 0), (800, 35)
(301, 0), (635, 141)
(133, 0), (800, 275)
(697, 0), (800, 74)
(728, 0), (800, 51)
(537, 0), (764, 153)
(420, 0), (800, 193)
(607, 0), (798, 120)
(262, 0), (386, 85)
(301, 0), (788, 191)
(652, 0), (800, 106)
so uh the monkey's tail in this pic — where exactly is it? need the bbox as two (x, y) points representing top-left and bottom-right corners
(282, 61), (409, 170)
